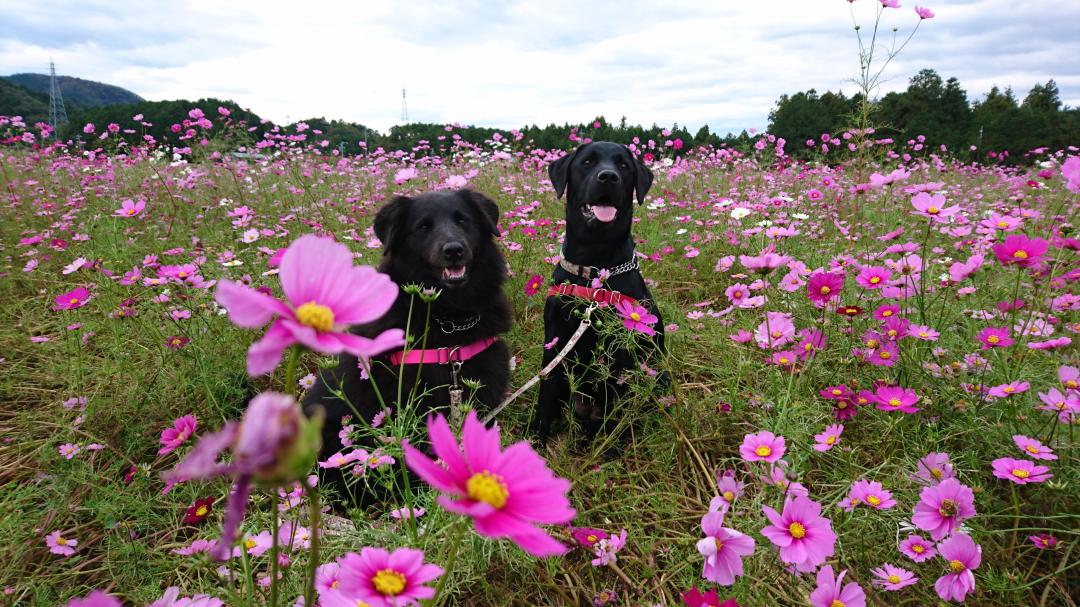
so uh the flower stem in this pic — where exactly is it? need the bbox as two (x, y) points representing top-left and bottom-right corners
(270, 492), (280, 607)
(285, 346), (300, 397)
(429, 520), (468, 607)
(305, 484), (321, 607)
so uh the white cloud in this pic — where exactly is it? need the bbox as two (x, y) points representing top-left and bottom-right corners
(1, 0), (1077, 134)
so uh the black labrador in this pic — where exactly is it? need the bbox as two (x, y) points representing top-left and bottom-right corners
(530, 141), (666, 447)
(303, 189), (511, 503)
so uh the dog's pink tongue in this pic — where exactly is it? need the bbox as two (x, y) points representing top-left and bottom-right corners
(592, 205), (618, 222)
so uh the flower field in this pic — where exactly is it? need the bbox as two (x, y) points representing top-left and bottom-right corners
(0, 113), (1077, 606)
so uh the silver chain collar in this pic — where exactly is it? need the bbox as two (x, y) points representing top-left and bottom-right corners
(434, 314), (482, 334)
(558, 251), (640, 280)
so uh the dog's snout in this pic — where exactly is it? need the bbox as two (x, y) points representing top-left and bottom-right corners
(596, 169), (620, 184)
(442, 242), (465, 262)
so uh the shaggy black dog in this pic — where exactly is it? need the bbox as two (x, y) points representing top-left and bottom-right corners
(530, 141), (666, 447)
(303, 189), (511, 503)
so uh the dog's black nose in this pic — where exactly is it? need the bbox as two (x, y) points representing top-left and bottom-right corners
(442, 242), (464, 262)
(597, 169), (620, 184)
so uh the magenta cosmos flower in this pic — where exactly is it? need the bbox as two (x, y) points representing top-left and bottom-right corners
(331, 547), (443, 607)
(114, 197), (146, 217)
(215, 234), (404, 376)
(813, 424), (844, 452)
(912, 478), (976, 540)
(1012, 435), (1057, 460)
(935, 532), (981, 603)
(65, 591), (122, 607)
(696, 501), (756, 586)
(739, 430), (785, 463)
(403, 410), (576, 557)
(616, 299), (658, 336)
(164, 392), (320, 560)
(912, 452), (955, 485)
(760, 496), (836, 572)
(910, 192), (959, 223)
(992, 234), (1048, 268)
(46, 530), (77, 556)
(976, 326), (1012, 349)
(806, 271), (844, 304)
(871, 563), (918, 591)
(809, 565), (865, 607)
(856, 266), (891, 289)
(840, 479), (896, 511)
(914, 5), (935, 18)
(53, 287), (91, 311)
(871, 385), (919, 414)
(899, 534), (937, 562)
(158, 414), (197, 455)
(991, 457), (1052, 484)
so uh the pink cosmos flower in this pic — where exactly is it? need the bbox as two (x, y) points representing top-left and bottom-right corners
(866, 340), (899, 367)
(616, 299), (658, 336)
(1029, 534), (1058, 550)
(523, 274), (544, 296)
(53, 287), (91, 311)
(899, 534), (937, 562)
(912, 452), (954, 484)
(871, 563), (918, 590)
(572, 527), (609, 548)
(1012, 435), (1056, 460)
(909, 324), (940, 340)
(813, 424), (844, 452)
(46, 530), (77, 556)
(716, 470), (745, 505)
(59, 443), (81, 459)
(991, 457), (1052, 484)
(988, 380), (1028, 399)
(1062, 156), (1080, 192)
(739, 430), (785, 463)
(992, 234), (1049, 268)
(935, 533), (981, 602)
(912, 478), (976, 540)
(754, 311), (795, 348)
(871, 385), (919, 413)
(914, 5), (935, 18)
(696, 500), (755, 586)
(148, 587), (224, 607)
(1037, 387), (1080, 423)
(114, 198), (146, 217)
(760, 496), (836, 572)
(880, 0), (901, 7)
(809, 565), (865, 607)
(856, 266), (891, 289)
(948, 254), (983, 282)
(215, 234), (404, 376)
(739, 246), (789, 274)
(910, 192), (959, 222)
(806, 272), (844, 304)
(65, 591), (122, 607)
(172, 538), (218, 555)
(336, 547), (443, 607)
(591, 528), (628, 566)
(403, 410), (575, 557)
(976, 326), (1012, 349)
(682, 588), (740, 607)
(840, 479), (896, 511)
(1058, 365), (1078, 390)
(158, 414), (197, 455)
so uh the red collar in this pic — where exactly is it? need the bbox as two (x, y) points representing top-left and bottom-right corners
(547, 283), (638, 307)
(387, 337), (498, 365)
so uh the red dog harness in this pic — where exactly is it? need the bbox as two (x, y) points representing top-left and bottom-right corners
(387, 337), (498, 365)
(547, 283), (639, 307)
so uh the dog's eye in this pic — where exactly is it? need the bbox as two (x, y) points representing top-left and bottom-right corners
(582, 158), (593, 166)
(619, 161), (630, 169)
(417, 220), (433, 232)
(454, 213), (469, 225)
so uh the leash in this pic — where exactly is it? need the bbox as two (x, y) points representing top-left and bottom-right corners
(481, 302), (597, 425)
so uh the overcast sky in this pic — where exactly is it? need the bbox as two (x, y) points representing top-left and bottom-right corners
(1, 0), (1077, 135)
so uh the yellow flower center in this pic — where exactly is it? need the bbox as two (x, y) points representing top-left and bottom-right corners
(867, 495), (882, 506)
(733, 291), (742, 298)
(879, 351), (892, 360)
(466, 470), (509, 509)
(887, 329), (898, 337)
(722, 491), (735, 502)
(866, 339), (879, 348)
(838, 401), (848, 409)
(949, 560), (965, 573)
(825, 435), (836, 445)
(1003, 386), (1015, 393)
(1026, 445), (1040, 454)
(831, 389), (842, 396)
(331, 580), (338, 589)
(931, 467), (943, 480)
(69, 297), (80, 304)
(997, 221), (1008, 228)
(888, 398), (901, 407)
(869, 276), (880, 284)
(754, 445), (772, 458)
(630, 312), (641, 321)
(912, 544), (925, 553)
(778, 356), (790, 364)
(244, 538), (257, 550)
(788, 522), (806, 539)
(372, 569), (407, 596)
(1066, 380), (1078, 389)
(830, 601), (846, 607)
(888, 574), (901, 583)
(820, 286), (831, 295)
(987, 335), (999, 344)
(195, 506), (208, 516)
(56, 536), (68, 546)
(883, 310), (893, 317)
(127, 208), (136, 215)
(587, 534), (598, 543)
(927, 206), (940, 214)
(939, 499), (957, 517)
(295, 302), (335, 332)
(771, 330), (782, 338)
(1013, 250), (1028, 259)
(1012, 468), (1029, 479)
(918, 331), (929, 338)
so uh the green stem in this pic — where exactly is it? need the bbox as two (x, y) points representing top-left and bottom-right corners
(429, 521), (468, 607)
(285, 346), (300, 398)
(305, 485), (322, 607)
(270, 492), (280, 607)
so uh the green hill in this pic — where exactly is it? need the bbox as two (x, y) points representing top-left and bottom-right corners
(0, 78), (49, 124)
(4, 73), (143, 108)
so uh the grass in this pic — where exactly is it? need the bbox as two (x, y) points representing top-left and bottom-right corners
(0, 134), (1077, 606)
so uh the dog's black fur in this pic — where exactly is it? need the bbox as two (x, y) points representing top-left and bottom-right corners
(529, 141), (666, 446)
(303, 189), (511, 501)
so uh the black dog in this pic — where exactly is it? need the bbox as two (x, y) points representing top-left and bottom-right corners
(303, 189), (511, 502)
(530, 141), (665, 447)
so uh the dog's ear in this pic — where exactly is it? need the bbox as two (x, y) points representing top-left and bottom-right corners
(633, 154), (654, 205)
(548, 149), (576, 199)
(460, 189), (501, 238)
(373, 195), (410, 253)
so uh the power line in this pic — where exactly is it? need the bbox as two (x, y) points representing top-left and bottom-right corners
(48, 60), (68, 130)
(400, 88), (408, 123)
